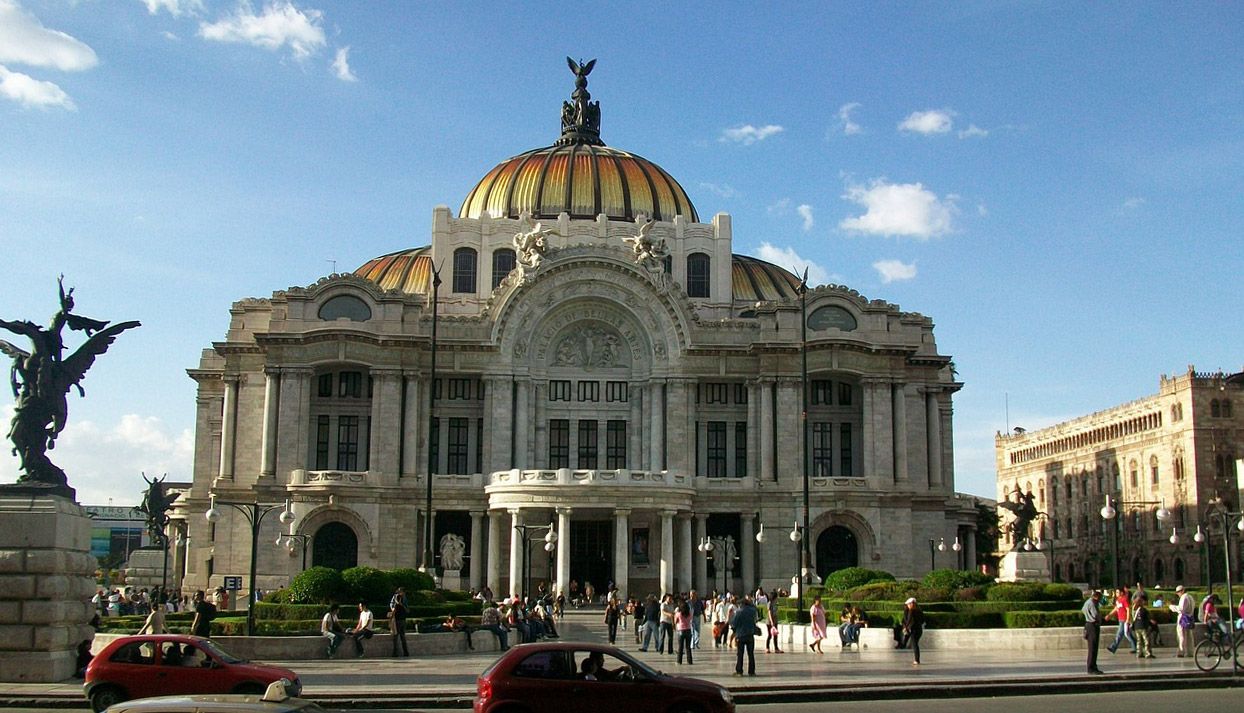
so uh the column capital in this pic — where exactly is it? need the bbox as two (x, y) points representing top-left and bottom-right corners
(694, 512), (709, 522)
(676, 511), (693, 521)
(469, 510), (486, 518)
(282, 366), (315, 376)
(371, 368), (404, 379)
(556, 506), (573, 515)
(224, 373), (242, 383)
(262, 367), (282, 377)
(659, 509), (676, 518)
(614, 509), (631, 517)
(508, 507), (523, 516)
(402, 368), (424, 379)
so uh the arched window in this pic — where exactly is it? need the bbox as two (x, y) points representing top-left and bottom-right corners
(453, 247), (477, 294)
(1225, 401), (1234, 418)
(1173, 557), (1184, 581)
(686, 253), (710, 298)
(1153, 558), (1165, 584)
(1211, 399), (1221, 417)
(1129, 460), (1138, 489)
(491, 248), (516, 290)
(1149, 455), (1159, 485)
(312, 521), (359, 571)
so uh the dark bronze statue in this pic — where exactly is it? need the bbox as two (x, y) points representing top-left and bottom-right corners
(0, 277), (140, 498)
(135, 472), (171, 547)
(558, 57), (603, 146)
(999, 487), (1042, 550)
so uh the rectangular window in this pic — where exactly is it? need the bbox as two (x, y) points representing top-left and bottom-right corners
(1150, 464), (1159, 485)
(702, 383), (728, 404)
(549, 380), (571, 401)
(432, 379), (442, 400)
(448, 378), (473, 400)
(812, 422), (832, 476)
(429, 417), (439, 473)
(706, 421), (727, 477)
(317, 374), (333, 398)
(735, 421), (748, 477)
(839, 422), (853, 476)
(811, 380), (832, 406)
(606, 420), (627, 469)
(606, 381), (629, 402)
(838, 382), (853, 406)
(549, 419), (569, 468)
(314, 415), (330, 469)
(339, 371), (363, 398)
(336, 415), (359, 471)
(577, 381), (600, 402)
(577, 420), (598, 469)
(477, 418), (484, 474)
(447, 417), (469, 474)
(734, 383), (748, 405)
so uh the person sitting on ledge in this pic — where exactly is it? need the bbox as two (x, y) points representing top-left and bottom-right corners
(442, 614), (474, 649)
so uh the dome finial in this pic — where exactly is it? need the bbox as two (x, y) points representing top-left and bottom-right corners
(557, 57), (604, 146)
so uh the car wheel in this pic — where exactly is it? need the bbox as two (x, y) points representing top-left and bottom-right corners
(233, 682), (267, 695)
(89, 685), (126, 713)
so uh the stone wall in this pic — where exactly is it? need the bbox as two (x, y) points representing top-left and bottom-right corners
(0, 493), (97, 682)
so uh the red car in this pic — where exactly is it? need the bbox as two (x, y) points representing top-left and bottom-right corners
(475, 642), (734, 713)
(84, 635), (301, 712)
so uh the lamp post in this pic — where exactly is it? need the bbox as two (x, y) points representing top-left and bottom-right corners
(512, 521), (557, 601)
(276, 530), (314, 571)
(1099, 494), (1171, 588)
(422, 263), (442, 574)
(1193, 524), (1214, 594)
(796, 267), (812, 623)
(1204, 499), (1243, 671)
(928, 538), (945, 571)
(790, 523), (804, 599)
(697, 536), (715, 594)
(952, 535), (963, 570)
(205, 496), (294, 636)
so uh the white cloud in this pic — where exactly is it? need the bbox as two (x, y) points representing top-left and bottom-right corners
(898, 109), (955, 135)
(0, 0), (98, 71)
(797, 203), (814, 232)
(199, 1), (327, 60)
(331, 45), (356, 81)
(0, 64), (74, 109)
(958, 123), (988, 139)
(767, 198), (791, 215)
(977, 203), (988, 217)
(719, 123), (783, 145)
(142, 0), (204, 16)
(699, 182), (737, 199)
(756, 242), (829, 286)
(0, 408), (193, 506)
(838, 102), (862, 135)
(1122, 196), (1145, 210)
(162, 31), (180, 41)
(839, 179), (955, 238)
(873, 259), (917, 283)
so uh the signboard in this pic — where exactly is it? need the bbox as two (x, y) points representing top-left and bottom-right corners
(223, 576), (243, 590)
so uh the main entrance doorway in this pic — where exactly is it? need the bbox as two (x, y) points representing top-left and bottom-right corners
(313, 522), (358, 571)
(569, 520), (612, 601)
(815, 525), (858, 579)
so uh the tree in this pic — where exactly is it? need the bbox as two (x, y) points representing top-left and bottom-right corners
(974, 499), (1001, 572)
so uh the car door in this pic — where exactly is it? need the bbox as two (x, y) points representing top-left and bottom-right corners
(570, 650), (653, 713)
(104, 640), (159, 699)
(155, 641), (220, 695)
(500, 650), (577, 712)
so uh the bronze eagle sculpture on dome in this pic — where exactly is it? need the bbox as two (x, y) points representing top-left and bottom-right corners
(0, 277), (140, 499)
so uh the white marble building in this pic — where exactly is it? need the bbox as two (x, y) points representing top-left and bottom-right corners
(171, 64), (975, 600)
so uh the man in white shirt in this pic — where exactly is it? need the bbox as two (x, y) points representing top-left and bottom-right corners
(321, 604), (344, 657)
(349, 602), (374, 658)
(1168, 585), (1195, 657)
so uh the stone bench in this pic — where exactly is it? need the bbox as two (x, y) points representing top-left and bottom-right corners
(91, 629), (502, 660)
(777, 622), (1186, 651)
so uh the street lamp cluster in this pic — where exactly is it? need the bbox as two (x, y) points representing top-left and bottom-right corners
(512, 521), (557, 601)
(927, 536), (962, 570)
(205, 495), (295, 636)
(1099, 494), (1171, 588)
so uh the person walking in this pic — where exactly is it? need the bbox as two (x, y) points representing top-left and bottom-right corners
(349, 602), (374, 658)
(638, 595), (659, 651)
(690, 590), (704, 649)
(136, 602), (166, 635)
(902, 597), (925, 666)
(1105, 587), (1135, 654)
(809, 596), (827, 654)
(659, 593), (676, 654)
(765, 593), (783, 653)
(389, 587), (409, 657)
(190, 590), (215, 639)
(1169, 585), (1195, 657)
(1131, 593), (1154, 659)
(604, 598), (621, 644)
(321, 604), (345, 658)
(730, 596), (759, 676)
(713, 595), (732, 648)
(675, 599), (694, 665)
(1081, 590), (1104, 674)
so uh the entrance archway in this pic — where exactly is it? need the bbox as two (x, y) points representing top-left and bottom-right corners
(312, 522), (358, 571)
(815, 526), (858, 579)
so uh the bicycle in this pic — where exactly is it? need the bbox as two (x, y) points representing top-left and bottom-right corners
(1193, 624), (1242, 672)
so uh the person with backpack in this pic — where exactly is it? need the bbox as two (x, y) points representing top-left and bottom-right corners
(322, 604), (345, 657)
(1131, 593), (1155, 659)
(190, 590), (215, 639)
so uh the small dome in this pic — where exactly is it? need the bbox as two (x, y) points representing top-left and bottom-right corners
(355, 246), (432, 294)
(731, 255), (801, 302)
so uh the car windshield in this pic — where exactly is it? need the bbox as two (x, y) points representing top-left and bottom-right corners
(598, 650), (661, 679)
(197, 639), (245, 664)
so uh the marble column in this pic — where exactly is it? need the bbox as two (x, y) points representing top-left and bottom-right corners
(401, 372), (422, 478)
(370, 370), (402, 481)
(926, 389), (944, 489)
(650, 381), (666, 471)
(659, 510), (675, 594)
(677, 513), (693, 593)
(486, 511), (503, 597)
(508, 509), (523, 599)
(640, 383), (653, 470)
(533, 381), (548, 469)
(492, 377), (515, 472)
(746, 382), (760, 479)
(740, 514), (755, 592)
(694, 514), (709, 592)
(481, 376), (495, 472)
(514, 380), (530, 468)
(666, 380), (691, 474)
(218, 376), (239, 480)
(275, 368), (312, 477)
(759, 379), (775, 481)
(863, 377), (894, 485)
(892, 382), (909, 485)
(469, 511), (484, 592)
(613, 509), (630, 598)
(628, 383), (643, 469)
(259, 370), (279, 478)
(556, 507), (572, 596)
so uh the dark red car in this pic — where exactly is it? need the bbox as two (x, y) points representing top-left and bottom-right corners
(475, 642), (734, 713)
(84, 635), (301, 712)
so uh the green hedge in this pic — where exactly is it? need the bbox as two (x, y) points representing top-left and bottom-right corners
(1004, 611), (1085, 628)
(921, 569), (993, 591)
(822, 567), (896, 592)
(290, 567), (347, 604)
(255, 599), (479, 622)
(342, 567), (394, 604)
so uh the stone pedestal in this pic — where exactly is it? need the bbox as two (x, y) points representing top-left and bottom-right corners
(124, 547), (168, 590)
(998, 550), (1051, 583)
(0, 491), (97, 682)
(441, 569), (463, 592)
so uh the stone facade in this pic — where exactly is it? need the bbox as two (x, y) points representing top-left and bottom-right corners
(995, 367), (1244, 587)
(171, 70), (976, 601)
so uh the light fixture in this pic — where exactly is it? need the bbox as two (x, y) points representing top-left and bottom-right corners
(205, 496), (220, 523)
(790, 521), (802, 542)
(544, 541), (556, 553)
(1155, 497), (1171, 523)
(952, 536), (962, 552)
(279, 499), (295, 525)
(544, 523), (558, 544)
(1169, 528), (1179, 545)
(1237, 517), (1244, 533)
(1100, 494), (1116, 520)
(1194, 525), (1205, 543)
(755, 523), (766, 543)
(937, 538), (946, 552)
(275, 533), (284, 546)
(1023, 538), (1033, 552)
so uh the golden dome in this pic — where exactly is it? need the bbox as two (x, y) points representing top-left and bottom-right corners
(731, 255), (801, 302)
(354, 246), (432, 294)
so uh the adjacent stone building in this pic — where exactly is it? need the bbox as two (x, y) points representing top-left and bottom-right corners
(995, 367), (1244, 587)
(170, 64), (975, 600)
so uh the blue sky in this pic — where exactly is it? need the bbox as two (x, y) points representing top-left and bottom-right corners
(2, 1), (1242, 505)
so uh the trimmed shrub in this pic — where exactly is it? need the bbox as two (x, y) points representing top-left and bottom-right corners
(921, 568), (994, 591)
(925, 611), (1004, 629)
(409, 589), (446, 606)
(263, 588), (295, 604)
(956, 586), (987, 601)
(440, 589), (472, 602)
(290, 566), (348, 604)
(985, 582), (1048, 602)
(390, 568), (435, 593)
(914, 587), (953, 603)
(823, 567), (896, 592)
(1003, 610), (1084, 628)
(1042, 583), (1083, 602)
(847, 580), (919, 602)
(254, 603), (332, 621)
(342, 567), (394, 604)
